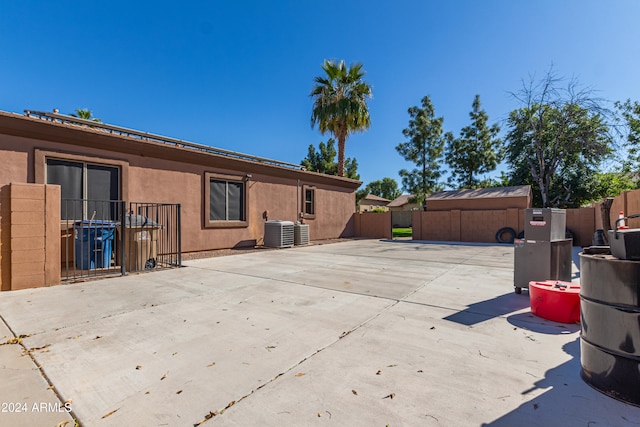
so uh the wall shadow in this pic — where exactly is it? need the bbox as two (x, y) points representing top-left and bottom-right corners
(378, 239), (508, 248)
(444, 293), (531, 326)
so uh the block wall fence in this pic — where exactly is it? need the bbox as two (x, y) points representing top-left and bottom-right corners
(0, 183), (60, 291)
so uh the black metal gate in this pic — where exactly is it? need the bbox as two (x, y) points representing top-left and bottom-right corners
(60, 199), (181, 281)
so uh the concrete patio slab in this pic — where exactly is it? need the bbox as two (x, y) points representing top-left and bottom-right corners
(0, 318), (75, 427)
(0, 239), (638, 427)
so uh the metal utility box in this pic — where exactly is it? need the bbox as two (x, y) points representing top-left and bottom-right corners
(514, 239), (573, 291)
(525, 208), (566, 241)
(514, 208), (572, 294)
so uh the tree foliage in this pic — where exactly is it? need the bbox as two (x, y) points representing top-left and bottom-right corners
(70, 108), (101, 122)
(592, 171), (637, 200)
(615, 99), (640, 175)
(310, 60), (372, 177)
(396, 95), (445, 205)
(504, 71), (612, 207)
(301, 138), (359, 180)
(356, 177), (401, 202)
(445, 95), (502, 189)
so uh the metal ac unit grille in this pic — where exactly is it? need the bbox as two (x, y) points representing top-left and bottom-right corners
(264, 220), (294, 248)
(294, 223), (309, 245)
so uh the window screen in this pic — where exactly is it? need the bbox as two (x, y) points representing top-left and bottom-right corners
(305, 188), (315, 215)
(46, 159), (83, 199)
(46, 158), (120, 220)
(210, 179), (227, 221)
(87, 164), (119, 220)
(209, 179), (245, 221)
(227, 181), (244, 221)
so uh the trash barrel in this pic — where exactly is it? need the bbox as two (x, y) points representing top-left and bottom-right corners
(580, 252), (640, 407)
(118, 214), (161, 271)
(74, 220), (116, 270)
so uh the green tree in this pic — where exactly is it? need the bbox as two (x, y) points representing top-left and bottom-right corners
(310, 60), (372, 177)
(301, 138), (360, 179)
(396, 95), (445, 205)
(592, 171), (637, 200)
(445, 95), (502, 189)
(356, 177), (401, 202)
(70, 108), (102, 122)
(615, 99), (640, 175)
(504, 71), (612, 207)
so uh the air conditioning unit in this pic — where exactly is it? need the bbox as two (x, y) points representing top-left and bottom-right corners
(294, 223), (309, 245)
(264, 220), (294, 248)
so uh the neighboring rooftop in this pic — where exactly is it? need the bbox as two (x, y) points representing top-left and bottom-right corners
(361, 194), (391, 203)
(387, 194), (415, 207)
(428, 185), (532, 200)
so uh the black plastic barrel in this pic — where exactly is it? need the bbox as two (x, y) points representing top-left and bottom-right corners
(579, 253), (640, 407)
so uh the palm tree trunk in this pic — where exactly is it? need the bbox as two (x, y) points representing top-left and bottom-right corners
(337, 134), (346, 177)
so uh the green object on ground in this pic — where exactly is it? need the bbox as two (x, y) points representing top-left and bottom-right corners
(393, 228), (412, 238)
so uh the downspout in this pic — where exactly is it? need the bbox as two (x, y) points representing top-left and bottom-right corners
(296, 179), (300, 223)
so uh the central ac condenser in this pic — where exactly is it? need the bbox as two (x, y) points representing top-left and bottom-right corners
(264, 220), (294, 248)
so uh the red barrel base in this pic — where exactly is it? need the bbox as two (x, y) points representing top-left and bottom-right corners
(529, 280), (581, 324)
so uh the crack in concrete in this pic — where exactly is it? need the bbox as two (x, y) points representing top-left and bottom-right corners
(193, 296), (403, 425)
(0, 314), (81, 427)
(191, 260), (461, 425)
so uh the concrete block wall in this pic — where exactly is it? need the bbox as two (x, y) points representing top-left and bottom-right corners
(421, 211), (452, 241)
(0, 183), (60, 291)
(0, 185), (10, 291)
(592, 189), (640, 234)
(566, 208), (595, 247)
(460, 210), (508, 242)
(624, 190), (640, 228)
(410, 207), (594, 246)
(353, 212), (392, 239)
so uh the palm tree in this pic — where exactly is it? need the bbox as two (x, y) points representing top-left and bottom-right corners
(70, 108), (102, 123)
(310, 60), (372, 177)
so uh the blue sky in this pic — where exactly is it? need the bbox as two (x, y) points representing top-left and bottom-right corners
(2, 1), (639, 191)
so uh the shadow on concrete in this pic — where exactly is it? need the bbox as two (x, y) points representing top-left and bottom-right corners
(506, 312), (581, 335)
(480, 337), (640, 427)
(379, 239), (508, 247)
(444, 293), (531, 326)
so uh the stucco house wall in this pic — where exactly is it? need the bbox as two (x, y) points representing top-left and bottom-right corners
(0, 112), (360, 256)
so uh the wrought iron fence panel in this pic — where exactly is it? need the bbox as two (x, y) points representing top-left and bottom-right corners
(60, 200), (181, 281)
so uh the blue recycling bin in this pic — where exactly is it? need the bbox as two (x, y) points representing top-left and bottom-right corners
(74, 220), (117, 270)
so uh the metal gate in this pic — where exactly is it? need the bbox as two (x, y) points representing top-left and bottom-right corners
(60, 199), (181, 281)
(124, 202), (181, 273)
